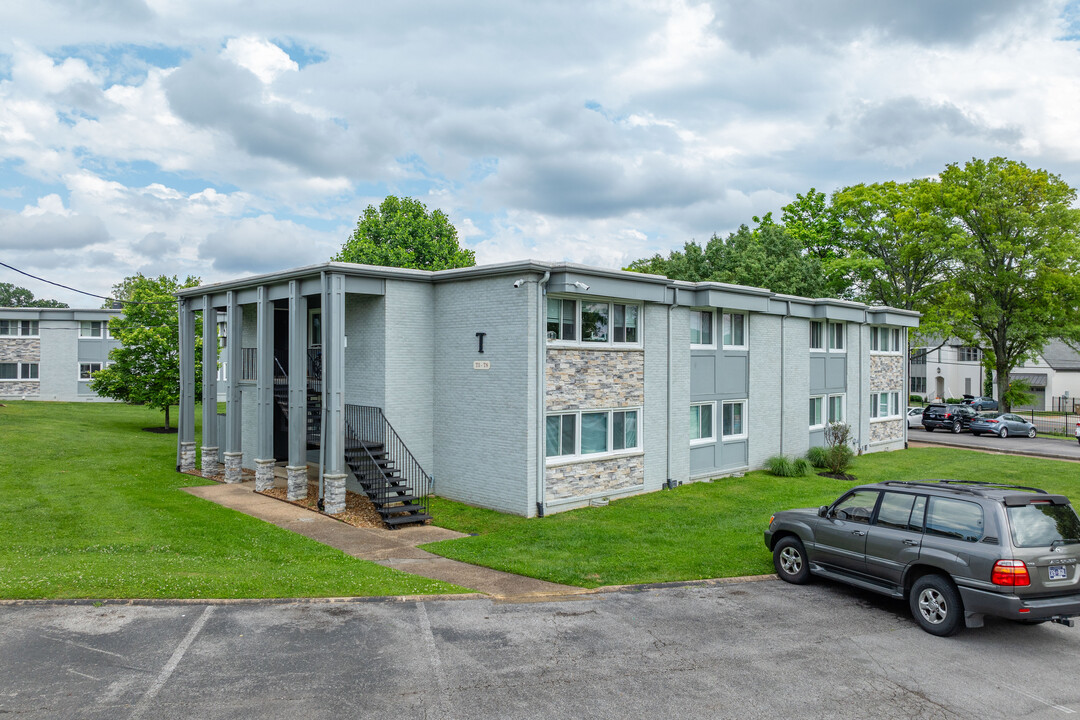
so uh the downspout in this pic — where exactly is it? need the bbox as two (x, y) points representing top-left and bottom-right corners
(536, 270), (551, 518)
(318, 270), (327, 507)
(666, 287), (679, 489)
(779, 309), (785, 456)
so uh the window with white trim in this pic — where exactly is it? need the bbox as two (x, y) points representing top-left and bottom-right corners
(809, 320), (824, 351)
(78, 362), (102, 381)
(722, 313), (746, 349)
(0, 320), (39, 337)
(690, 402), (715, 444)
(547, 298), (577, 341)
(0, 362), (38, 380)
(545, 408), (641, 459)
(828, 394), (845, 423)
(690, 310), (714, 347)
(910, 376), (926, 393)
(80, 320), (108, 338)
(809, 396), (824, 428)
(956, 346), (981, 362)
(722, 400), (747, 439)
(870, 327), (902, 353)
(870, 391), (900, 419)
(549, 298), (642, 346)
(828, 322), (844, 352)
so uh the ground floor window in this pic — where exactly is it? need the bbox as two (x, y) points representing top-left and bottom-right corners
(870, 391), (900, 419)
(910, 376), (926, 393)
(690, 402), (715, 444)
(0, 362), (38, 380)
(79, 362), (102, 381)
(809, 396), (824, 429)
(828, 394), (845, 424)
(546, 408), (641, 460)
(722, 400), (746, 439)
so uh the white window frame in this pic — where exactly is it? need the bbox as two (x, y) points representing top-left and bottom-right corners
(690, 401), (716, 445)
(828, 322), (845, 353)
(0, 319), (39, 337)
(870, 326), (903, 355)
(546, 297), (578, 342)
(809, 320), (825, 352)
(547, 296), (643, 348)
(545, 406), (643, 465)
(722, 312), (747, 350)
(809, 395), (825, 429)
(870, 391), (901, 420)
(910, 376), (926, 393)
(721, 399), (748, 441)
(79, 320), (108, 338)
(690, 309), (716, 349)
(827, 393), (845, 424)
(0, 362), (39, 381)
(78, 362), (103, 381)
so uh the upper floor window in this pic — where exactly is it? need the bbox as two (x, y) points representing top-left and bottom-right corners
(0, 319), (39, 337)
(870, 391), (900, 419)
(80, 320), (108, 338)
(828, 322), (844, 351)
(956, 346), (981, 363)
(690, 310), (713, 347)
(549, 297), (641, 346)
(870, 327), (902, 353)
(722, 313), (746, 349)
(910, 351), (926, 365)
(809, 320), (824, 351)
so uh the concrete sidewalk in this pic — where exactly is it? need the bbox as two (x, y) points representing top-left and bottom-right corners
(183, 482), (590, 601)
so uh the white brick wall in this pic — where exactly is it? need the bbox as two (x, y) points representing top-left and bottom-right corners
(748, 314), (782, 467)
(782, 318), (811, 458)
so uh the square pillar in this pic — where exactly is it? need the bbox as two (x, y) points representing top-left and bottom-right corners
(224, 291), (243, 481)
(200, 297), (219, 475)
(177, 297), (196, 471)
(254, 286), (275, 476)
(323, 273), (346, 480)
(287, 281), (308, 501)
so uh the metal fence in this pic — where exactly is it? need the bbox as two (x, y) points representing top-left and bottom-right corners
(1021, 410), (1078, 436)
(240, 347), (257, 381)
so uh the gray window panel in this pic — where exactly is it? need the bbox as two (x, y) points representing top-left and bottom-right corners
(613, 304), (625, 343)
(562, 414), (575, 456)
(877, 492), (917, 530)
(581, 302), (609, 343)
(580, 412), (608, 454)
(623, 304), (638, 343)
(926, 497), (984, 542)
(833, 490), (879, 524)
(545, 416), (561, 457)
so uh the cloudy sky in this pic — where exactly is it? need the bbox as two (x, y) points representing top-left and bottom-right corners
(2, 0), (1079, 305)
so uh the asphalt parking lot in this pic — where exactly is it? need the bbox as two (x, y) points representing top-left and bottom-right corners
(3, 580), (1078, 720)
(910, 425), (1080, 460)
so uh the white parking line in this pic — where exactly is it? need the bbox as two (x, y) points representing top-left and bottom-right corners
(129, 606), (214, 720)
(1016, 689), (1076, 714)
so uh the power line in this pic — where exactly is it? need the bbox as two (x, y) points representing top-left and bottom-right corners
(0, 261), (179, 306)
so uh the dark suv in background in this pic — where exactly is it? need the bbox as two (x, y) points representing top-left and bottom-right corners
(765, 480), (1080, 636)
(922, 403), (978, 433)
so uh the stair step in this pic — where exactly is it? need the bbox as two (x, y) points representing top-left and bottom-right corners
(373, 494), (420, 505)
(379, 505), (428, 517)
(383, 513), (431, 526)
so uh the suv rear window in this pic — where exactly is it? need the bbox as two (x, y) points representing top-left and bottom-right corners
(925, 497), (984, 542)
(1007, 503), (1080, 548)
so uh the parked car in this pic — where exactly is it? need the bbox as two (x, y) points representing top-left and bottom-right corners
(964, 396), (999, 411)
(921, 403), (978, 433)
(1075, 421), (1080, 445)
(906, 406), (924, 429)
(969, 412), (1037, 438)
(765, 480), (1080, 636)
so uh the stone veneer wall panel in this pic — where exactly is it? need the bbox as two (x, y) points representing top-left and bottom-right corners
(0, 381), (39, 396)
(870, 419), (904, 443)
(0, 338), (40, 362)
(869, 355), (904, 392)
(546, 348), (644, 411)
(546, 455), (644, 502)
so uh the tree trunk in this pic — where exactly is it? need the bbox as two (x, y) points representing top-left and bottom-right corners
(996, 358), (1012, 412)
(164, 405), (171, 430)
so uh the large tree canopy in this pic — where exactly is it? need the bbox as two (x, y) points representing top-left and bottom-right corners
(90, 274), (202, 429)
(0, 282), (68, 308)
(334, 195), (475, 270)
(626, 216), (826, 297)
(938, 157), (1080, 409)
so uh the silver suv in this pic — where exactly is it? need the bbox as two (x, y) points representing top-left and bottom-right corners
(764, 480), (1080, 635)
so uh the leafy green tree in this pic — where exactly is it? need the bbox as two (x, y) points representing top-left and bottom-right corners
(334, 195), (475, 270)
(0, 282), (68, 308)
(780, 189), (851, 297)
(626, 216), (825, 297)
(90, 274), (202, 429)
(938, 157), (1080, 410)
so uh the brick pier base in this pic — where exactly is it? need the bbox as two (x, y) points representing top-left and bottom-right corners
(223, 452), (243, 483)
(286, 465), (307, 501)
(200, 446), (220, 475)
(323, 473), (347, 514)
(179, 442), (196, 472)
(254, 458), (275, 492)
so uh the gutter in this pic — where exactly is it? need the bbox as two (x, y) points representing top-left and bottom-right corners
(536, 271), (550, 518)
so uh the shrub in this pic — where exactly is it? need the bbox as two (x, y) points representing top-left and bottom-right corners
(826, 444), (855, 475)
(824, 422), (854, 475)
(945, 397), (963, 404)
(909, 394), (924, 404)
(765, 454), (811, 477)
(805, 445), (829, 468)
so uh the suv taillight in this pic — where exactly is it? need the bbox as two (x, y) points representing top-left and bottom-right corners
(991, 560), (1030, 587)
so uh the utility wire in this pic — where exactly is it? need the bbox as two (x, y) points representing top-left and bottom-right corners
(0, 261), (180, 306)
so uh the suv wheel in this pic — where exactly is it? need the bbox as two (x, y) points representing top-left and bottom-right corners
(909, 575), (963, 636)
(773, 536), (810, 585)
(951, 421), (962, 434)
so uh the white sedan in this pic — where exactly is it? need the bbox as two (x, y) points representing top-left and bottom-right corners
(907, 406), (925, 429)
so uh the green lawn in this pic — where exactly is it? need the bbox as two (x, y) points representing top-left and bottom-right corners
(421, 447), (1080, 588)
(0, 401), (466, 599)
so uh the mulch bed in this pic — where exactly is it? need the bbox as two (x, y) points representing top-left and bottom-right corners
(818, 472), (858, 481)
(142, 426), (178, 434)
(261, 481), (387, 529)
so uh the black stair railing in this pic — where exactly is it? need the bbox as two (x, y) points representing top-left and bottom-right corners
(272, 355), (322, 450)
(344, 404), (431, 526)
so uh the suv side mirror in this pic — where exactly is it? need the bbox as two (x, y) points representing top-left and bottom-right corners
(818, 505), (828, 518)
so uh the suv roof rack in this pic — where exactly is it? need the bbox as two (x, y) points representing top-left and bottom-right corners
(879, 479), (1049, 497)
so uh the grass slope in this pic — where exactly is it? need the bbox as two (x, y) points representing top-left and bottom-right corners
(0, 401), (465, 599)
(423, 447), (1080, 588)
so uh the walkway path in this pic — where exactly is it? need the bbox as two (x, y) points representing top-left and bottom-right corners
(182, 483), (589, 601)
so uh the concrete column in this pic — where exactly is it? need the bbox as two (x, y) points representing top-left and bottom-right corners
(322, 273), (346, 514)
(224, 291), (243, 482)
(178, 297), (196, 471)
(255, 286), (275, 475)
(287, 281), (308, 501)
(200, 297), (219, 475)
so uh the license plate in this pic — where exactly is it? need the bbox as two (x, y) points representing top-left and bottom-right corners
(1049, 565), (1068, 581)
